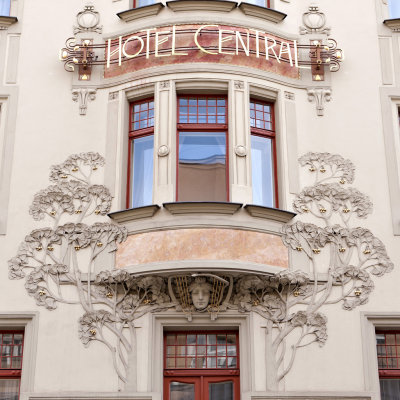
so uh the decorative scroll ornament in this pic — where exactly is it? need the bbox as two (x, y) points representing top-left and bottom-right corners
(8, 152), (393, 391)
(307, 88), (331, 116)
(74, 5), (102, 35)
(72, 88), (96, 116)
(300, 5), (331, 35)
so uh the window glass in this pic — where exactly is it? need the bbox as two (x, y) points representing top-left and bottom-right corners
(131, 136), (154, 208)
(244, 0), (267, 7)
(178, 132), (226, 202)
(251, 136), (275, 207)
(134, 0), (157, 8)
(389, 0), (400, 18)
(129, 99), (154, 208)
(209, 382), (234, 400)
(376, 331), (400, 400)
(250, 100), (276, 208)
(165, 332), (238, 370)
(170, 382), (195, 400)
(0, 332), (24, 400)
(0, 0), (10, 16)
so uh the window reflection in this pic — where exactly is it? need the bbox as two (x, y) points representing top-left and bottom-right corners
(209, 381), (234, 400)
(251, 136), (274, 207)
(134, 0), (157, 8)
(389, 0), (400, 18)
(131, 136), (154, 207)
(170, 382), (195, 400)
(0, 0), (10, 16)
(178, 132), (227, 202)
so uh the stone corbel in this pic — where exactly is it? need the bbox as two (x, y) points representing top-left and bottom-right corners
(307, 88), (331, 116)
(72, 88), (97, 116)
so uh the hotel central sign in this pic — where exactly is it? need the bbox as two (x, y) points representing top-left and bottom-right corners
(104, 24), (299, 79)
(60, 24), (342, 81)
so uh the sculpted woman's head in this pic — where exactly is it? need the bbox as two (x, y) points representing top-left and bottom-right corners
(189, 277), (212, 310)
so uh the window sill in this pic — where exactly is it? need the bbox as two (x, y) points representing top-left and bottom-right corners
(108, 204), (160, 222)
(0, 15), (18, 29)
(238, 3), (286, 23)
(167, 0), (238, 13)
(244, 204), (296, 223)
(117, 3), (164, 22)
(383, 18), (400, 32)
(163, 202), (242, 215)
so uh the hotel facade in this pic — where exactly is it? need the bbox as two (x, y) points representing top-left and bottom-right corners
(1, 0), (400, 399)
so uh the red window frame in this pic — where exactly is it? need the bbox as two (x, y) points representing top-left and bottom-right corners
(0, 330), (24, 400)
(163, 331), (240, 400)
(176, 95), (229, 202)
(250, 98), (278, 208)
(376, 330), (400, 379)
(126, 97), (154, 208)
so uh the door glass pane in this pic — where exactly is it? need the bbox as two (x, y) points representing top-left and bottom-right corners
(0, 0), (10, 16)
(209, 381), (234, 400)
(380, 379), (400, 400)
(251, 135), (275, 207)
(0, 379), (19, 400)
(170, 382), (195, 400)
(178, 132), (227, 202)
(131, 135), (154, 208)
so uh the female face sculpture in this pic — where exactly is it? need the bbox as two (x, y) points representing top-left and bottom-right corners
(189, 278), (212, 310)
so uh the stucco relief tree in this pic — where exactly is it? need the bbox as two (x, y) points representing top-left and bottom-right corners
(245, 152), (393, 389)
(7, 153), (177, 390)
(8, 151), (394, 392)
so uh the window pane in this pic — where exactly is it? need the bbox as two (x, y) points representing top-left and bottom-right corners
(251, 135), (275, 207)
(380, 379), (400, 400)
(178, 97), (226, 124)
(135, 0), (157, 7)
(209, 381), (233, 400)
(244, 0), (266, 6)
(131, 100), (154, 131)
(0, 0), (10, 16)
(178, 132), (227, 201)
(170, 382), (195, 400)
(131, 135), (154, 208)
(0, 379), (19, 400)
(389, 0), (400, 18)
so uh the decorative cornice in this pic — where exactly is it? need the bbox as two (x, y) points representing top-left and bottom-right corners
(383, 18), (400, 32)
(238, 3), (287, 23)
(0, 16), (18, 30)
(117, 3), (165, 22)
(108, 205), (160, 223)
(244, 205), (296, 222)
(167, 0), (238, 13)
(163, 202), (242, 215)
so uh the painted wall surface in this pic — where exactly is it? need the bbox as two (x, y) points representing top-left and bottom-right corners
(0, 0), (398, 399)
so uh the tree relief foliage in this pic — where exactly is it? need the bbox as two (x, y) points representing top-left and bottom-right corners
(8, 151), (394, 391)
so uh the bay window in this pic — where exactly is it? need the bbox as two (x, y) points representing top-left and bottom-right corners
(0, 331), (24, 400)
(177, 96), (228, 202)
(0, 0), (10, 16)
(250, 99), (277, 208)
(376, 330), (400, 400)
(128, 98), (154, 208)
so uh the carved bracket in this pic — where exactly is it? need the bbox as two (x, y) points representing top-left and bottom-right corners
(74, 5), (102, 35)
(72, 88), (96, 116)
(307, 88), (331, 116)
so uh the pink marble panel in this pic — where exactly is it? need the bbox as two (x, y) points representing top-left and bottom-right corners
(116, 228), (288, 269)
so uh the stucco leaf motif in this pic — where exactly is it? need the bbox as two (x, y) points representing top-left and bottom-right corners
(79, 310), (118, 346)
(299, 152), (355, 184)
(49, 152), (105, 183)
